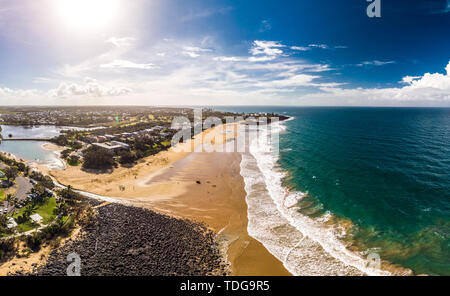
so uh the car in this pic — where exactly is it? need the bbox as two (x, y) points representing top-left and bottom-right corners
(30, 179), (37, 185)
(3, 208), (8, 214)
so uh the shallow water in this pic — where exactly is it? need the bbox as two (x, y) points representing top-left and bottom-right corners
(0, 125), (66, 168)
(218, 106), (450, 275)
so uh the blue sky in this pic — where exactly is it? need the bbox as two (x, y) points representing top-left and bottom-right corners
(0, 0), (449, 106)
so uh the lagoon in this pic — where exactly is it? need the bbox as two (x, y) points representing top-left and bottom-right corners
(0, 125), (66, 168)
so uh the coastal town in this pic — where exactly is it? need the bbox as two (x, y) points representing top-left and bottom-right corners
(0, 106), (287, 170)
(0, 106), (288, 276)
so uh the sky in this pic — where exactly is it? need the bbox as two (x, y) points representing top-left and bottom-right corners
(0, 0), (449, 106)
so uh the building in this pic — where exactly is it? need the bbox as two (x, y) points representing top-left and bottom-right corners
(93, 141), (130, 153)
(7, 217), (17, 229)
(30, 214), (43, 224)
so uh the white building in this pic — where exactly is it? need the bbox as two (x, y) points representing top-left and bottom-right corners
(7, 217), (17, 229)
(30, 214), (43, 224)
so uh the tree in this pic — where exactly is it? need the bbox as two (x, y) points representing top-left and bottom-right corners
(52, 135), (69, 146)
(4, 166), (18, 182)
(29, 171), (54, 189)
(54, 201), (69, 216)
(0, 214), (7, 229)
(31, 183), (46, 197)
(17, 204), (37, 224)
(5, 194), (14, 210)
(61, 149), (72, 159)
(118, 149), (135, 164)
(41, 176), (55, 189)
(67, 155), (80, 166)
(82, 146), (115, 169)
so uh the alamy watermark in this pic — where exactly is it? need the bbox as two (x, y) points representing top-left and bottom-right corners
(66, 252), (81, 276)
(367, 0), (381, 18)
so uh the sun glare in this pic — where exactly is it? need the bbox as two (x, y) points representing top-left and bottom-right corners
(54, 0), (121, 32)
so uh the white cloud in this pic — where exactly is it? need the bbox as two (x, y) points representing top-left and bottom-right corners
(183, 46), (212, 52)
(301, 61), (450, 106)
(51, 78), (132, 98)
(100, 59), (156, 70)
(259, 20), (272, 32)
(248, 56), (276, 62)
(402, 62), (450, 90)
(254, 74), (319, 88)
(32, 77), (52, 84)
(1, 33), (449, 107)
(356, 60), (396, 67)
(182, 46), (212, 58)
(250, 40), (285, 57)
(291, 46), (310, 51)
(309, 44), (329, 49)
(183, 51), (200, 58)
(401, 76), (422, 84)
(106, 37), (136, 47)
(213, 56), (245, 62)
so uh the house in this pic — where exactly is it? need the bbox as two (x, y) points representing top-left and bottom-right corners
(7, 217), (17, 229)
(97, 136), (108, 142)
(30, 214), (43, 224)
(93, 141), (130, 153)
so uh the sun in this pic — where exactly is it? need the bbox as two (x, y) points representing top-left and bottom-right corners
(54, 0), (121, 32)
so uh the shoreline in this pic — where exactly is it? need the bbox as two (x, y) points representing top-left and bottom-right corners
(40, 123), (291, 276)
(2, 118), (415, 276)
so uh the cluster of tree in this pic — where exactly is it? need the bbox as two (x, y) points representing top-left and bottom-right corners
(25, 217), (75, 251)
(29, 171), (54, 189)
(82, 146), (115, 169)
(0, 153), (27, 173)
(60, 149), (80, 166)
(3, 166), (18, 183)
(16, 204), (38, 224)
(67, 155), (80, 166)
(0, 237), (16, 260)
(0, 214), (14, 239)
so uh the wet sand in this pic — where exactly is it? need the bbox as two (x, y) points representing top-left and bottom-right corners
(46, 124), (291, 275)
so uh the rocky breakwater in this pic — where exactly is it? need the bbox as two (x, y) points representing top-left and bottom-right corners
(34, 203), (229, 276)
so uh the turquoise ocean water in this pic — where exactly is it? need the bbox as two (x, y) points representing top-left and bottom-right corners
(215, 106), (450, 275)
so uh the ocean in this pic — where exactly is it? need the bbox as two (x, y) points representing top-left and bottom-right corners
(215, 106), (450, 276)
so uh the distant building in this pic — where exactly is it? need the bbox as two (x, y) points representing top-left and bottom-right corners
(30, 214), (43, 224)
(104, 134), (116, 140)
(93, 141), (130, 153)
(97, 136), (108, 142)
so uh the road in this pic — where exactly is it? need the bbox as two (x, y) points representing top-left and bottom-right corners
(14, 176), (33, 201)
(0, 162), (33, 213)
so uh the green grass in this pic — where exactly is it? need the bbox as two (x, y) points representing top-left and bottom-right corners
(0, 190), (5, 202)
(161, 141), (171, 147)
(36, 197), (57, 224)
(11, 196), (58, 232)
(67, 159), (80, 166)
(16, 221), (38, 233)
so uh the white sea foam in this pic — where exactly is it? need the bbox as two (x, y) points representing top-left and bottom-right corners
(240, 119), (391, 276)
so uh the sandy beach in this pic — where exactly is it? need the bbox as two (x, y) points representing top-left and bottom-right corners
(44, 124), (291, 276)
